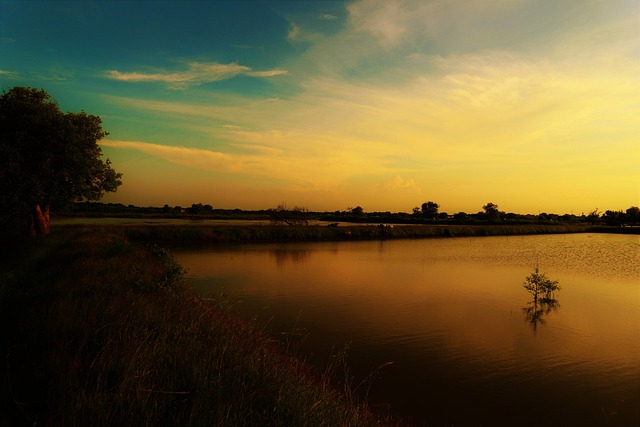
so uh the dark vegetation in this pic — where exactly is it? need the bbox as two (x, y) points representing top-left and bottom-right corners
(0, 229), (400, 426)
(109, 223), (592, 244)
(0, 87), (121, 237)
(523, 266), (561, 301)
(521, 267), (561, 335)
(49, 200), (640, 244)
(55, 201), (640, 229)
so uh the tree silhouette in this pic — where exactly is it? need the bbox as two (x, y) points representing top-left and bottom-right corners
(421, 201), (439, 219)
(270, 204), (309, 226)
(523, 266), (561, 301)
(483, 202), (501, 222)
(521, 266), (561, 334)
(0, 87), (121, 236)
(626, 206), (639, 225)
(350, 206), (364, 216)
(587, 208), (600, 226)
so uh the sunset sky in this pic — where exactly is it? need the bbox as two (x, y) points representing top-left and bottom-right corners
(1, 0), (638, 214)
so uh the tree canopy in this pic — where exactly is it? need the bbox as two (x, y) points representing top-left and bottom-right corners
(0, 87), (122, 236)
(483, 202), (501, 222)
(421, 201), (439, 219)
(523, 266), (560, 301)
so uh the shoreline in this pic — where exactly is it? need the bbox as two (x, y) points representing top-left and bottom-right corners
(0, 229), (401, 426)
(50, 221), (635, 245)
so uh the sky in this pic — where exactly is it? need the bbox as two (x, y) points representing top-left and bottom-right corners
(1, 0), (638, 214)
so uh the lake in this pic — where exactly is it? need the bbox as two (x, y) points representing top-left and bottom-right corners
(173, 233), (639, 426)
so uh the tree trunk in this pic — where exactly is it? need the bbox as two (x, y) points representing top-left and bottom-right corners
(29, 203), (51, 236)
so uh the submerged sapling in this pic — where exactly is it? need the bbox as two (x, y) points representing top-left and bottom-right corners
(523, 266), (560, 301)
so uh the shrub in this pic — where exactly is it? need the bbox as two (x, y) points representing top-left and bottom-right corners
(523, 266), (560, 300)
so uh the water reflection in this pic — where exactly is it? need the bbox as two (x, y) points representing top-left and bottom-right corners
(269, 248), (310, 266)
(173, 234), (640, 426)
(522, 297), (560, 334)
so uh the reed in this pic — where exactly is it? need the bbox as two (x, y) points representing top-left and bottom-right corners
(0, 229), (400, 426)
(79, 222), (592, 243)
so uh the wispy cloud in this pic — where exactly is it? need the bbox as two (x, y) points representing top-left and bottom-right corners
(0, 69), (72, 81)
(107, 61), (287, 88)
(383, 176), (421, 193)
(0, 69), (20, 79)
(106, 47), (639, 164)
(100, 138), (382, 189)
(245, 69), (288, 77)
(287, 23), (326, 43)
(37, 71), (72, 81)
(318, 13), (338, 21)
(101, 140), (246, 173)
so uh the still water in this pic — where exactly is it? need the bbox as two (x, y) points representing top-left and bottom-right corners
(173, 233), (639, 426)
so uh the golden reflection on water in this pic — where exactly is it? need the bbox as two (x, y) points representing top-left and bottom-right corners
(179, 235), (639, 366)
(175, 233), (639, 425)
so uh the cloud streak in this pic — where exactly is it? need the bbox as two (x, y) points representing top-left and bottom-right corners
(0, 69), (20, 79)
(107, 61), (287, 88)
(100, 138), (385, 190)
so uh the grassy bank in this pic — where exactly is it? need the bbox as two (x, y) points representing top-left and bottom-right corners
(0, 229), (398, 426)
(59, 223), (595, 244)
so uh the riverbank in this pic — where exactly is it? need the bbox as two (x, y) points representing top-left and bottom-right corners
(0, 229), (399, 426)
(55, 222), (600, 244)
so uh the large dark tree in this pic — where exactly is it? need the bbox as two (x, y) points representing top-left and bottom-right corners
(626, 206), (639, 225)
(483, 202), (501, 222)
(421, 201), (439, 219)
(0, 87), (122, 236)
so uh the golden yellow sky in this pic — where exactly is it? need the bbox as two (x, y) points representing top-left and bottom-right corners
(3, 0), (638, 213)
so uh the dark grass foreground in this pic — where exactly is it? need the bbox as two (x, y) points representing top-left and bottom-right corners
(0, 229), (399, 426)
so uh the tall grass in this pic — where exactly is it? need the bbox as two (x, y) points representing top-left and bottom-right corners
(0, 229), (400, 426)
(58, 222), (593, 244)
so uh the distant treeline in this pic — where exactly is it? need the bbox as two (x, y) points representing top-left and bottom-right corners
(56, 202), (640, 226)
(57, 202), (273, 220)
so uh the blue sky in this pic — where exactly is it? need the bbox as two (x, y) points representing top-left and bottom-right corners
(1, 0), (638, 214)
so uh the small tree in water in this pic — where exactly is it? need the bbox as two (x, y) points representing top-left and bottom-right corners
(522, 266), (561, 334)
(523, 266), (560, 301)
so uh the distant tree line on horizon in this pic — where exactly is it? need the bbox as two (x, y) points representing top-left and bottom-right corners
(58, 201), (640, 227)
